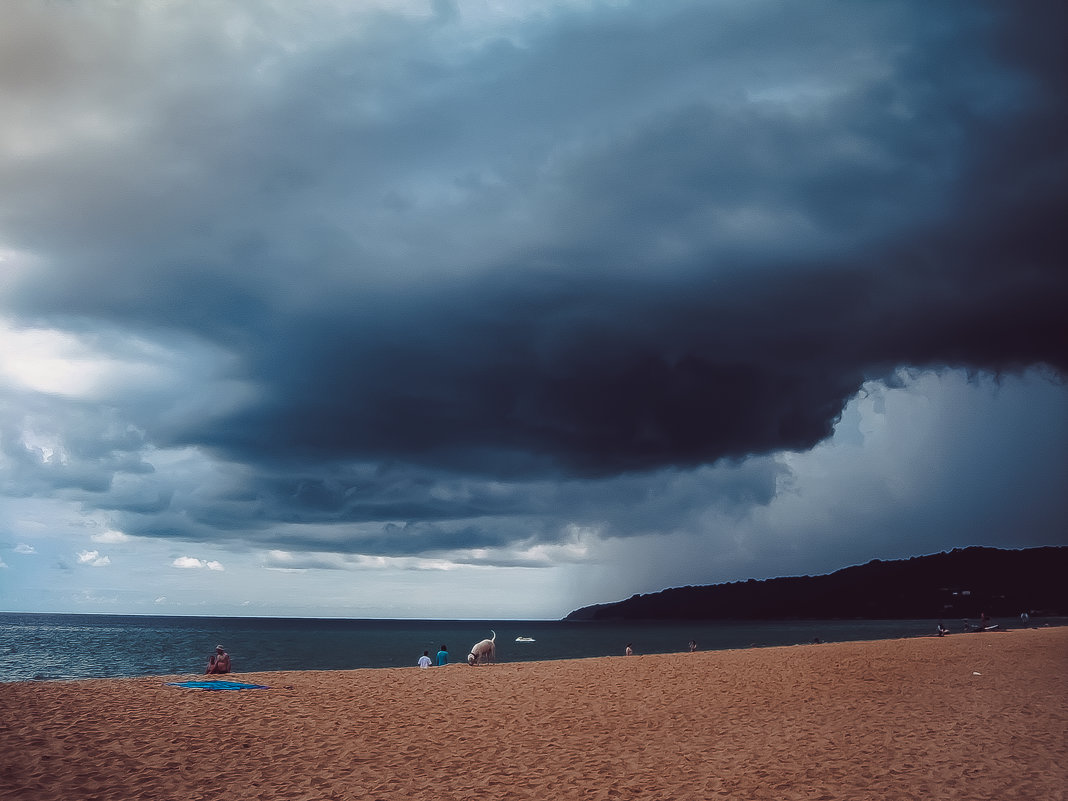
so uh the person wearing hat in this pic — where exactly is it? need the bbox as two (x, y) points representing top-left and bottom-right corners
(206, 645), (232, 674)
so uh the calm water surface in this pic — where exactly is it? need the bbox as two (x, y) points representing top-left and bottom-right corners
(1, 612), (1059, 682)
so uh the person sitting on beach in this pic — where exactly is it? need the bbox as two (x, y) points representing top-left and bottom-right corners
(206, 645), (231, 674)
(937, 622), (950, 637)
(437, 645), (449, 666)
(418, 650), (433, 668)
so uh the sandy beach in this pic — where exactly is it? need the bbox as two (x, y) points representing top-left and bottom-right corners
(2, 627), (1065, 801)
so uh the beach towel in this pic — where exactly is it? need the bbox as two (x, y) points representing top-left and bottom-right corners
(166, 680), (269, 690)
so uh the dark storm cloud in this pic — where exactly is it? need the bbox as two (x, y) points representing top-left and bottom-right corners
(101, 454), (783, 561)
(1, 1), (1065, 561)
(0, 390), (153, 496)
(209, 217), (1065, 480)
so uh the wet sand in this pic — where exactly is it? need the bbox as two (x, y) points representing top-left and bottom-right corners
(2, 626), (1065, 800)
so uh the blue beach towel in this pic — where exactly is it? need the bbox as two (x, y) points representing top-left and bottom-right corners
(166, 680), (269, 690)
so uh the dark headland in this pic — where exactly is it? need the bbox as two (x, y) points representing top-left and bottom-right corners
(564, 546), (1068, 621)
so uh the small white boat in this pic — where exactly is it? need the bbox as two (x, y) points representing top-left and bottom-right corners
(514, 636), (536, 643)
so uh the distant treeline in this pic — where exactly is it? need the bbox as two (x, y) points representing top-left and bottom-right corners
(563, 546), (1068, 621)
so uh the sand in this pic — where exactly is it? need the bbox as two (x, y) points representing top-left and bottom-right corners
(1, 627), (1065, 801)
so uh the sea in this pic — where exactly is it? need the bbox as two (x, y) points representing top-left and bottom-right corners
(1, 612), (1061, 683)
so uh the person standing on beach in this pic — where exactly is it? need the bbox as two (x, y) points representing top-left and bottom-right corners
(625, 643), (633, 656)
(418, 651), (433, 668)
(688, 640), (697, 653)
(437, 645), (449, 666)
(206, 645), (231, 674)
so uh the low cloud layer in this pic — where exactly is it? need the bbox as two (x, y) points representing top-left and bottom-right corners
(0, 1), (1065, 616)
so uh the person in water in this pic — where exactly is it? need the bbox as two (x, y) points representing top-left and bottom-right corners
(206, 645), (231, 674)
(437, 644), (449, 666)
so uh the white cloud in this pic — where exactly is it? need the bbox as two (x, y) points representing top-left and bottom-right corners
(14, 542), (36, 554)
(154, 596), (167, 604)
(76, 549), (111, 567)
(91, 529), (130, 544)
(172, 556), (225, 571)
(0, 558), (7, 568)
(0, 319), (177, 400)
(0, 317), (256, 429)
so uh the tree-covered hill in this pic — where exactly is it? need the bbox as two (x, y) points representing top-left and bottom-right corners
(564, 546), (1068, 621)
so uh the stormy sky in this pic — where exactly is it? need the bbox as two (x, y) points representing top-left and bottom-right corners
(1, 0), (1065, 619)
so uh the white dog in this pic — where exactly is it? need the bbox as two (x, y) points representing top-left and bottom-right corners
(467, 630), (496, 665)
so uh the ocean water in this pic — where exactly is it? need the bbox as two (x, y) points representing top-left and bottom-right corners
(0, 612), (1059, 683)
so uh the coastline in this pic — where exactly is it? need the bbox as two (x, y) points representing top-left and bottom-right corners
(2, 627), (1065, 800)
(8, 611), (1059, 682)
